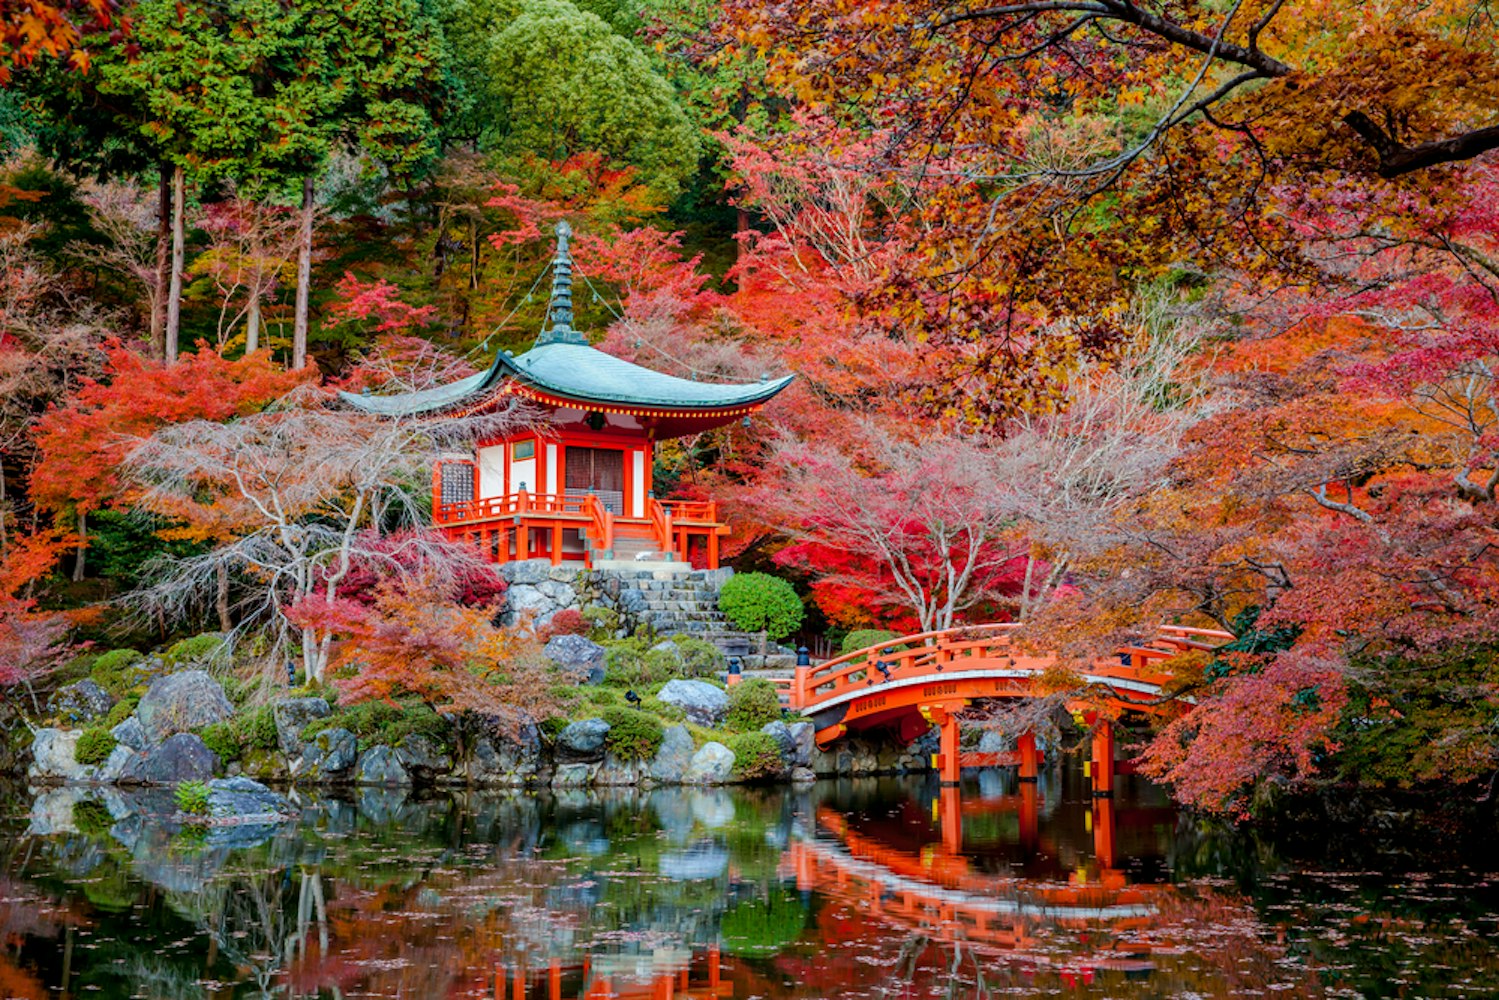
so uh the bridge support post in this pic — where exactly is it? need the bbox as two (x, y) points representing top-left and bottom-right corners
(1018, 733), (1039, 782)
(939, 784), (963, 855)
(1093, 796), (1117, 869)
(937, 710), (961, 786)
(1090, 723), (1116, 797)
(1019, 781), (1039, 850)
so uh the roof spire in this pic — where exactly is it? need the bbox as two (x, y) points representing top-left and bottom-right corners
(538, 220), (587, 346)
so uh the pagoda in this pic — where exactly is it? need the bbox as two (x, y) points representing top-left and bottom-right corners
(343, 222), (792, 569)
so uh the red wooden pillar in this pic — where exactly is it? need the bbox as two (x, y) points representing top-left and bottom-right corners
(1019, 780), (1039, 851)
(708, 945), (721, 988)
(1093, 796), (1117, 869)
(1091, 723), (1116, 797)
(937, 710), (961, 786)
(512, 962), (526, 1000)
(550, 522), (563, 566)
(517, 522), (530, 561)
(939, 784), (963, 855)
(707, 531), (720, 570)
(549, 960), (561, 1000)
(1018, 733), (1039, 782)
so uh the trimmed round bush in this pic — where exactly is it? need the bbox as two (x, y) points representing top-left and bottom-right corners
(75, 727), (117, 767)
(541, 608), (589, 640)
(668, 636), (727, 678)
(717, 573), (804, 641)
(600, 706), (665, 760)
(841, 629), (901, 655)
(103, 694), (140, 729)
(198, 721), (241, 763)
(726, 679), (782, 731)
(727, 732), (784, 780)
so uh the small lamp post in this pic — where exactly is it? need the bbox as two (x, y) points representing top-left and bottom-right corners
(796, 646), (810, 667)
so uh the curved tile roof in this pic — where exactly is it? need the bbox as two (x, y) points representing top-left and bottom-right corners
(341, 342), (792, 416)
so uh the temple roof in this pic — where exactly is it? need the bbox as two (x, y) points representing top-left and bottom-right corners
(342, 222), (792, 418)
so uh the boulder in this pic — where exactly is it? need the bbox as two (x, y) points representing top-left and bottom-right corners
(659, 844), (730, 880)
(790, 766), (817, 784)
(121, 733), (218, 785)
(355, 745), (411, 786)
(29, 729), (88, 782)
(205, 776), (293, 823)
(977, 730), (1013, 753)
(683, 742), (735, 784)
(111, 716), (148, 752)
(544, 634), (607, 684)
(135, 671), (234, 743)
(785, 721), (815, 768)
(503, 559), (551, 586)
(657, 680), (729, 726)
(463, 716), (542, 786)
(649, 725), (695, 784)
(300, 728), (357, 778)
(48, 680), (114, 725)
(395, 734), (452, 782)
(272, 697), (330, 755)
(551, 762), (596, 787)
(594, 753), (646, 786)
(557, 719), (611, 760)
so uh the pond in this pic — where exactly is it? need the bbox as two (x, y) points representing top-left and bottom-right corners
(4, 765), (1499, 998)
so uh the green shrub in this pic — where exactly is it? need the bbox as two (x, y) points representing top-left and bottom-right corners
(603, 638), (677, 687)
(163, 633), (226, 667)
(718, 573), (804, 641)
(726, 679), (783, 731)
(581, 605), (620, 638)
(198, 721), (240, 763)
(540, 716), (570, 741)
(241, 704), (280, 752)
(91, 649), (145, 695)
(600, 707), (665, 760)
(302, 699), (451, 751)
(585, 686), (620, 706)
(73, 798), (114, 838)
(720, 889), (809, 957)
(668, 635), (726, 678)
(841, 629), (901, 655)
(175, 780), (210, 817)
(74, 727), (117, 767)
(103, 693), (139, 729)
(727, 732), (784, 780)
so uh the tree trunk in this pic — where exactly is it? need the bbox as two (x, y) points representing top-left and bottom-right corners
(216, 561), (232, 633)
(152, 163), (171, 361)
(164, 164), (186, 364)
(245, 277), (261, 353)
(292, 174), (314, 370)
(72, 509), (86, 583)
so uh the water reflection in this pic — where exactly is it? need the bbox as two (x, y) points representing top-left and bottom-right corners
(3, 768), (1499, 997)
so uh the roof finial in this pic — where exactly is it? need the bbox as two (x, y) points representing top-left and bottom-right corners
(538, 220), (587, 346)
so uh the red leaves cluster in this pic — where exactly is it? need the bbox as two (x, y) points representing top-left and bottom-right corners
(31, 341), (309, 516)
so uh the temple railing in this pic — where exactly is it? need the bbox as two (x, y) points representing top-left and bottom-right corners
(581, 492), (613, 557)
(647, 497), (726, 570)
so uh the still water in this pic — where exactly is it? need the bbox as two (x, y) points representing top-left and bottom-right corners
(4, 765), (1499, 999)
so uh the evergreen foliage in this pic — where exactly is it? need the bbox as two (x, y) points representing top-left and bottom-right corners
(718, 573), (804, 640)
(725, 679), (782, 731)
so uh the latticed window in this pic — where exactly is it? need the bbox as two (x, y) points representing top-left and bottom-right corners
(438, 461), (475, 506)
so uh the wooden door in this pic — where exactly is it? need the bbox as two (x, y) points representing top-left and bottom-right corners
(565, 446), (625, 513)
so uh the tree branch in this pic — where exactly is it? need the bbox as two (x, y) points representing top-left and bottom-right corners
(1343, 112), (1499, 178)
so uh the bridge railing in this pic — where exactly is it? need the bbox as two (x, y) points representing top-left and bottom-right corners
(789, 622), (1233, 714)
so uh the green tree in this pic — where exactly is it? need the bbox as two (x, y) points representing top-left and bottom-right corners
(440, 0), (698, 201)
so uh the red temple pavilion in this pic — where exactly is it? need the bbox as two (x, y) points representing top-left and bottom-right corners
(343, 223), (792, 569)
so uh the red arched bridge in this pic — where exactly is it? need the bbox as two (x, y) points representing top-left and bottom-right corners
(755, 622), (1232, 792)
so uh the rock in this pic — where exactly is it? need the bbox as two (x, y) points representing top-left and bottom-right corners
(544, 634), (607, 684)
(791, 766), (816, 783)
(537, 580), (576, 605)
(463, 716), (542, 786)
(395, 734), (452, 782)
(761, 721), (796, 763)
(135, 671), (234, 743)
(657, 680), (729, 726)
(29, 729), (88, 782)
(272, 697), (330, 755)
(649, 725), (695, 783)
(239, 747), (290, 782)
(121, 733), (218, 785)
(619, 588), (648, 615)
(111, 716), (147, 752)
(205, 776), (293, 822)
(503, 559), (551, 586)
(785, 721), (815, 767)
(594, 753), (645, 786)
(551, 762), (596, 787)
(557, 719), (611, 760)
(504, 584), (554, 627)
(355, 746), (411, 786)
(659, 844), (729, 880)
(977, 730), (1013, 753)
(47, 680), (114, 725)
(683, 742), (734, 784)
(301, 728), (357, 778)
